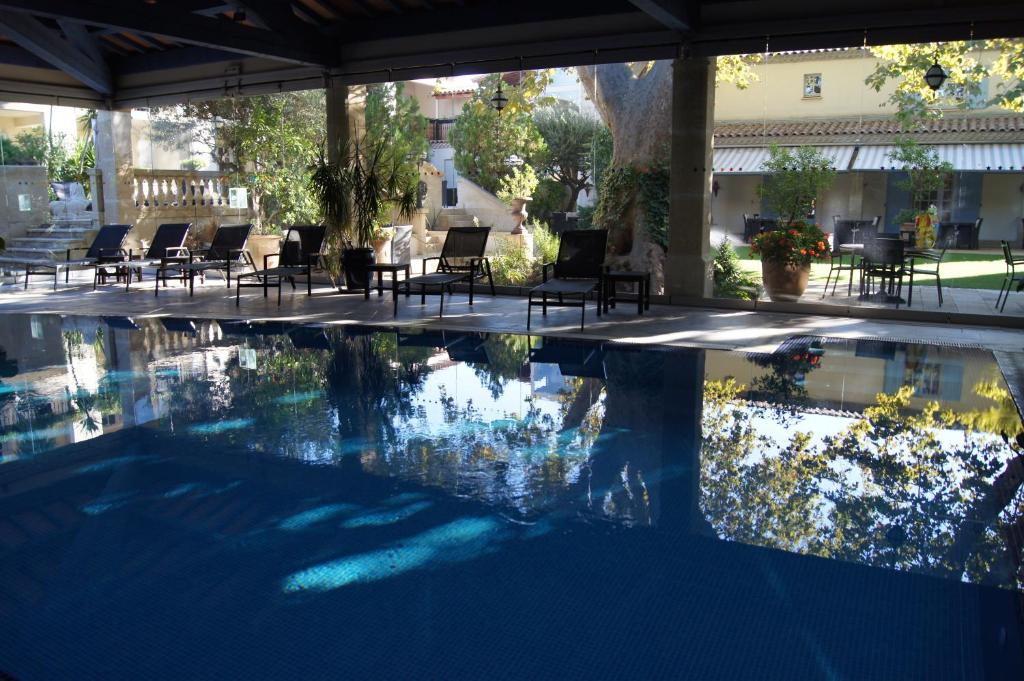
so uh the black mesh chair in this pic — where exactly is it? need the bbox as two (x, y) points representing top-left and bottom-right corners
(527, 229), (608, 331)
(823, 218), (880, 297)
(235, 225), (327, 306)
(396, 226), (492, 317)
(0, 224), (132, 290)
(996, 241), (1024, 313)
(156, 224), (253, 297)
(120, 223), (191, 292)
(860, 238), (906, 303)
(906, 235), (952, 307)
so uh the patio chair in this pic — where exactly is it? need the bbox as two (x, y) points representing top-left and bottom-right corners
(235, 225), (327, 306)
(905, 240), (949, 307)
(860, 237), (906, 302)
(395, 226), (492, 317)
(527, 229), (608, 331)
(822, 218), (866, 297)
(119, 223), (191, 292)
(155, 224), (253, 297)
(995, 240), (1024, 313)
(0, 224), (132, 290)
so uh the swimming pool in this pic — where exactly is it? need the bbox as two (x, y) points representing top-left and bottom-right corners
(1, 314), (1022, 679)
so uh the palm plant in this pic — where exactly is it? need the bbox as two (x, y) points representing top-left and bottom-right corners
(309, 137), (418, 250)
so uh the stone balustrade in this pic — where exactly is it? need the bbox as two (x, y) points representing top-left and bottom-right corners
(132, 169), (236, 211)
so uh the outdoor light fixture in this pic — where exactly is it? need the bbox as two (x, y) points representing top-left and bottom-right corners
(924, 61), (948, 91)
(490, 81), (508, 113)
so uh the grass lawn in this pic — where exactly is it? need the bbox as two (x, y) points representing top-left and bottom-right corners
(730, 246), (1008, 290)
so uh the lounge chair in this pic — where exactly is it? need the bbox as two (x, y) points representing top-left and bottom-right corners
(154, 224), (253, 297)
(0, 224), (132, 290)
(117, 223), (192, 292)
(235, 225), (327, 306)
(395, 226), (493, 317)
(527, 229), (607, 331)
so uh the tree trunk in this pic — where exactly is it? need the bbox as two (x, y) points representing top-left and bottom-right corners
(578, 62), (673, 286)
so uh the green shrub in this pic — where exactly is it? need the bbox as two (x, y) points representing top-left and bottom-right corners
(490, 239), (533, 286)
(576, 203), (596, 229)
(529, 177), (565, 224)
(532, 222), (560, 264)
(713, 238), (761, 300)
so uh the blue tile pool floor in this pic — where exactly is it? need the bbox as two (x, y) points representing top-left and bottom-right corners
(0, 314), (1022, 679)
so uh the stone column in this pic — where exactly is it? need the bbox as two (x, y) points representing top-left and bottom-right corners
(325, 80), (366, 163)
(664, 57), (716, 299)
(93, 110), (135, 227)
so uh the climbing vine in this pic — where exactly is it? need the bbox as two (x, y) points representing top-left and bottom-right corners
(592, 157), (670, 250)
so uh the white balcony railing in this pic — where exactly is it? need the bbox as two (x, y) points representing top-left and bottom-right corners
(132, 169), (236, 212)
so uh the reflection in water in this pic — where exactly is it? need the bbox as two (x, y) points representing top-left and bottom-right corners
(0, 315), (1021, 593)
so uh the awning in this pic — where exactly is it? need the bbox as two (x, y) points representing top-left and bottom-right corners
(851, 143), (1024, 171)
(712, 146), (857, 174)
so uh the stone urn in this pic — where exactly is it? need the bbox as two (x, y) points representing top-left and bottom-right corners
(247, 234), (283, 269)
(509, 197), (531, 235)
(372, 237), (391, 264)
(761, 260), (810, 302)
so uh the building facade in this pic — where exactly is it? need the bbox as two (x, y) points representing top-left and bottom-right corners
(711, 49), (1024, 246)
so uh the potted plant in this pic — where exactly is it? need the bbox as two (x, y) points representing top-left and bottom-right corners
(755, 145), (836, 301)
(309, 138), (417, 290)
(751, 222), (829, 301)
(887, 138), (952, 248)
(497, 165), (539, 235)
(369, 223), (395, 263)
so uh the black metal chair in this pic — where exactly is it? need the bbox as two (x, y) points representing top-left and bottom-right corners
(0, 224), (132, 290)
(119, 223), (192, 292)
(822, 218), (878, 297)
(995, 240), (1024, 313)
(527, 229), (608, 331)
(860, 238), (906, 303)
(906, 239), (950, 307)
(235, 225), (327, 306)
(396, 226), (492, 317)
(155, 223), (253, 297)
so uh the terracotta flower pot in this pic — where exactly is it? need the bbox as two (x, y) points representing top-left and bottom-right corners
(761, 260), (810, 302)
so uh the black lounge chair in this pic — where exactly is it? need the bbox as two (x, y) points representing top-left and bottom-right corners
(396, 226), (493, 317)
(0, 224), (132, 290)
(235, 225), (327, 306)
(119, 223), (192, 292)
(527, 229), (607, 331)
(528, 338), (606, 379)
(155, 224), (253, 296)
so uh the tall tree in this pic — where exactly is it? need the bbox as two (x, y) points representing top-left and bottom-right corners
(152, 91), (324, 231)
(448, 71), (551, 194)
(533, 105), (607, 211)
(867, 39), (1024, 125)
(578, 57), (758, 283)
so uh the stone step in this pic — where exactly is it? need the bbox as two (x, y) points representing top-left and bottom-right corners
(26, 227), (95, 237)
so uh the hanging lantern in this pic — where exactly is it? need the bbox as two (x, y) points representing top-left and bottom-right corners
(924, 61), (948, 91)
(490, 80), (508, 113)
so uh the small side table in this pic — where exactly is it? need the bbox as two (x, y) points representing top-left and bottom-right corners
(602, 270), (650, 315)
(365, 263), (411, 300)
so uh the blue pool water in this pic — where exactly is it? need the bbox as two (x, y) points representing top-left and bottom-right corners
(0, 314), (1022, 679)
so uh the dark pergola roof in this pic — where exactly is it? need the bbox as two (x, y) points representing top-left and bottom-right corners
(0, 0), (1022, 108)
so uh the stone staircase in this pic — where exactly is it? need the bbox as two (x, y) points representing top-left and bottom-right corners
(436, 207), (477, 231)
(2, 218), (98, 262)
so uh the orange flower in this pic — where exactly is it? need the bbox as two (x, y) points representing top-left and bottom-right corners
(818, 241), (826, 250)
(789, 229), (798, 236)
(800, 249), (807, 255)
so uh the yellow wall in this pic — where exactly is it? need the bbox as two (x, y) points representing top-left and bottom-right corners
(714, 50), (1008, 122)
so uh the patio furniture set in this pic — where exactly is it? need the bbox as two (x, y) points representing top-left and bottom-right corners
(0, 223), (643, 330)
(820, 216), (1022, 311)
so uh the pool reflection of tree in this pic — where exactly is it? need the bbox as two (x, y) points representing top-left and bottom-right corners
(700, 378), (1024, 590)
